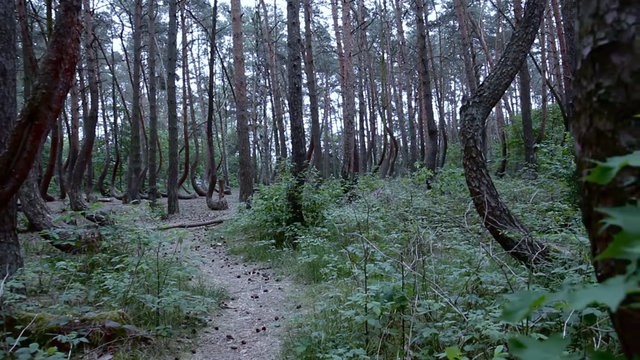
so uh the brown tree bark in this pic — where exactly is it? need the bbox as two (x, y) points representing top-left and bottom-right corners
(67, 0), (100, 211)
(258, 0), (287, 161)
(178, 2), (190, 190)
(0, 0), (82, 211)
(0, 0), (21, 280)
(125, 0), (143, 203)
(303, 0), (322, 173)
(415, 0), (438, 173)
(167, 0), (180, 214)
(514, 0), (536, 167)
(459, 0), (548, 267)
(286, 0), (306, 231)
(231, 0), (254, 203)
(0, 0), (82, 279)
(147, 0), (158, 203)
(572, 1), (640, 357)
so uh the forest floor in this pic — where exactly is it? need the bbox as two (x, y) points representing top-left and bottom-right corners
(43, 193), (301, 360)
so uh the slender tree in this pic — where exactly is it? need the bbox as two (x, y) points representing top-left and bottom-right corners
(126, 0), (143, 203)
(167, 0), (180, 214)
(147, 0), (159, 203)
(231, 0), (254, 202)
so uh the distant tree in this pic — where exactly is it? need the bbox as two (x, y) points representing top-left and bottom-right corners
(231, 0), (254, 203)
(572, 1), (640, 356)
(303, 0), (322, 172)
(0, 0), (82, 278)
(459, 0), (547, 267)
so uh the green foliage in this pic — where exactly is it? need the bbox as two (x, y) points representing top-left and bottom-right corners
(0, 206), (224, 358)
(502, 151), (640, 359)
(231, 164), (600, 359)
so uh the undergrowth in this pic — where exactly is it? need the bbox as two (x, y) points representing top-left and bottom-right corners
(227, 163), (618, 359)
(0, 204), (224, 359)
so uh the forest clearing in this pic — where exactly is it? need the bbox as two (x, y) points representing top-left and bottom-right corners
(0, 0), (638, 359)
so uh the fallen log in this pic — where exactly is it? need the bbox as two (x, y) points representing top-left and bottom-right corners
(158, 218), (224, 230)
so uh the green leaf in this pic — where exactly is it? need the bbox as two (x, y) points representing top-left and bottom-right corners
(501, 291), (547, 322)
(585, 151), (640, 185)
(565, 275), (629, 311)
(445, 346), (464, 360)
(596, 230), (640, 260)
(598, 205), (640, 236)
(509, 334), (579, 360)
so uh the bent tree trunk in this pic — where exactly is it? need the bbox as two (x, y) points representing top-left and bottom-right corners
(572, 1), (640, 357)
(459, 0), (548, 267)
(0, 0), (82, 279)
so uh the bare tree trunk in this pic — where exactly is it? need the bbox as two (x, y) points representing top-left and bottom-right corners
(0, 0), (82, 278)
(415, 0), (438, 173)
(573, 1), (640, 356)
(258, 0), (287, 161)
(167, 0), (180, 214)
(125, 0), (143, 203)
(231, 0), (254, 203)
(514, 0), (536, 167)
(0, 0), (21, 279)
(459, 0), (548, 267)
(303, 0), (322, 173)
(147, 0), (158, 203)
(177, 2), (190, 190)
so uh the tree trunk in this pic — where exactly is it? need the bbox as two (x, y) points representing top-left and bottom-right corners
(231, 0), (254, 203)
(0, 0), (21, 279)
(167, 0), (179, 214)
(303, 0), (322, 173)
(0, 0), (82, 211)
(572, 1), (640, 357)
(147, 0), (158, 204)
(514, 0), (535, 167)
(205, 0), (219, 208)
(415, 0), (438, 173)
(459, 0), (548, 267)
(286, 0), (306, 231)
(125, 0), (143, 203)
(67, 0), (99, 211)
(177, 3), (190, 190)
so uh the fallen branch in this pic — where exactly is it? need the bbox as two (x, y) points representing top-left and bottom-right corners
(158, 219), (224, 230)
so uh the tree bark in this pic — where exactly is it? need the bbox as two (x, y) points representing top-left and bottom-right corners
(514, 0), (536, 167)
(125, 0), (143, 203)
(231, 0), (254, 203)
(167, 0), (180, 214)
(572, 1), (640, 357)
(459, 0), (548, 267)
(415, 0), (438, 173)
(303, 0), (322, 173)
(287, 0), (306, 231)
(0, 0), (82, 211)
(0, 0), (21, 280)
(147, 0), (159, 204)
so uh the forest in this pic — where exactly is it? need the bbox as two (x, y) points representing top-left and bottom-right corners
(0, 0), (638, 358)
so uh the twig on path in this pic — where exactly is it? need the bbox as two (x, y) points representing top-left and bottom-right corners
(158, 219), (224, 230)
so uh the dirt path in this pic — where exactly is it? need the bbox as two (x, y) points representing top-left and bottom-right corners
(158, 196), (298, 360)
(45, 194), (299, 359)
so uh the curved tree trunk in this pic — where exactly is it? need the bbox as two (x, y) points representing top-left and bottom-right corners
(572, 1), (640, 357)
(0, 0), (82, 279)
(459, 0), (548, 267)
